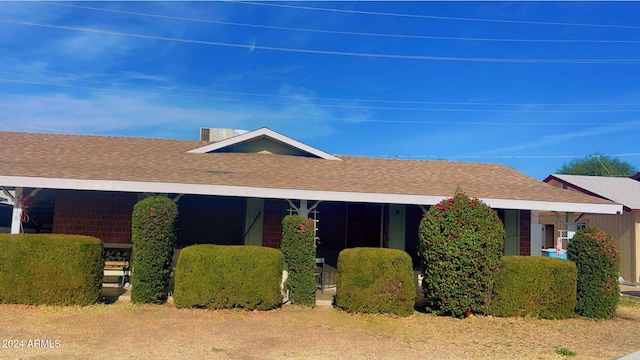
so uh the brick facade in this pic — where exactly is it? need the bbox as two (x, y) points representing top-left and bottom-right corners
(519, 210), (531, 256)
(262, 199), (289, 248)
(52, 190), (137, 244)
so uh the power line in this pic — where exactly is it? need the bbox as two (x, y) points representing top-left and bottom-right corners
(2, 18), (640, 64)
(4, 79), (640, 114)
(35, 2), (640, 44)
(3, 71), (640, 107)
(232, 1), (640, 30)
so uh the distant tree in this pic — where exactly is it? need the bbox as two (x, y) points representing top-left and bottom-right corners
(557, 153), (637, 177)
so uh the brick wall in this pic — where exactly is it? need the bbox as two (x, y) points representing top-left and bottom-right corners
(52, 190), (137, 244)
(262, 199), (289, 248)
(519, 210), (531, 256)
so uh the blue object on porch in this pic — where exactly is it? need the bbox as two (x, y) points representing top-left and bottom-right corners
(541, 248), (567, 259)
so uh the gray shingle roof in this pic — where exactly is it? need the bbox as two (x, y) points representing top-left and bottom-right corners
(0, 131), (619, 210)
(550, 174), (640, 210)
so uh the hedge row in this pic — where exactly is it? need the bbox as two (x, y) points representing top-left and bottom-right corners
(173, 244), (284, 310)
(488, 256), (577, 319)
(0, 234), (103, 306)
(335, 247), (415, 317)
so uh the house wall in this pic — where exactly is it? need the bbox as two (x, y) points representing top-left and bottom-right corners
(52, 190), (137, 244)
(539, 211), (638, 283)
(262, 199), (289, 248)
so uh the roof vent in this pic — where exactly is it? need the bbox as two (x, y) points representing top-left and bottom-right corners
(199, 128), (248, 142)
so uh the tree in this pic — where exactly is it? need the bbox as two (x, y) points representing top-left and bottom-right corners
(557, 153), (637, 176)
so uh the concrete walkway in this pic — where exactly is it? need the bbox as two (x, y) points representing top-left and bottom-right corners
(620, 284), (640, 300)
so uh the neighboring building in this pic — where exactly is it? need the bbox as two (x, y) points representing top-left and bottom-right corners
(0, 128), (622, 269)
(631, 172), (640, 181)
(543, 174), (640, 284)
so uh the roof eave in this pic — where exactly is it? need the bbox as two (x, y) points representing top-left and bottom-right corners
(0, 176), (623, 214)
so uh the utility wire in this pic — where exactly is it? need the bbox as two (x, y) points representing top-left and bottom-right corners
(2, 18), (640, 64)
(232, 1), (640, 30)
(3, 71), (640, 107)
(4, 79), (640, 113)
(35, 1), (640, 44)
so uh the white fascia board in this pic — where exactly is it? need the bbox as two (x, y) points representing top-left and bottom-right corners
(187, 127), (342, 161)
(0, 176), (622, 214)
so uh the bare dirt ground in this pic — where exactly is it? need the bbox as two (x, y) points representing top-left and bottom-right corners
(1, 295), (639, 360)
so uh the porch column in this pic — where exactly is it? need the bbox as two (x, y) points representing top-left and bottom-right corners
(10, 187), (23, 234)
(530, 211), (542, 256)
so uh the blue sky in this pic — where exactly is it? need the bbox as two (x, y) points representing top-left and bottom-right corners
(1, 1), (639, 179)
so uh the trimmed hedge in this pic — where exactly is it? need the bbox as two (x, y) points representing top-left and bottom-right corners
(335, 247), (415, 317)
(568, 227), (621, 319)
(418, 188), (505, 317)
(488, 256), (577, 319)
(280, 215), (316, 307)
(173, 245), (284, 310)
(0, 234), (103, 306)
(131, 196), (178, 304)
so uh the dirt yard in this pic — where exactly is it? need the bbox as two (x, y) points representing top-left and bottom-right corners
(1, 297), (639, 360)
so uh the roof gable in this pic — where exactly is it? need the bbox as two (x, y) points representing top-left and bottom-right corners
(187, 127), (341, 160)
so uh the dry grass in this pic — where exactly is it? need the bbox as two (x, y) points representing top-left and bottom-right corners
(0, 298), (639, 359)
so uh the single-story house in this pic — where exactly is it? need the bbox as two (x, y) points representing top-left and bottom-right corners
(0, 127), (622, 270)
(542, 174), (640, 284)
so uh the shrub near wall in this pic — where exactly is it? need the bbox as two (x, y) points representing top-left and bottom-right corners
(0, 234), (103, 306)
(131, 196), (178, 304)
(418, 188), (505, 317)
(335, 248), (415, 317)
(280, 215), (316, 307)
(489, 256), (577, 319)
(173, 245), (284, 310)
(568, 227), (621, 319)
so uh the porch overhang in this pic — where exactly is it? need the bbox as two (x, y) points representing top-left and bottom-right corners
(1, 175), (623, 215)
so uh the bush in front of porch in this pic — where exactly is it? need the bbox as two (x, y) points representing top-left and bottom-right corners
(418, 188), (505, 318)
(130, 196), (178, 304)
(0, 234), (103, 306)
(488, 256), (577, 319)
(335, 247), (415, 317)
(280, 215), (316, 307)
(173, 244), (284, 310)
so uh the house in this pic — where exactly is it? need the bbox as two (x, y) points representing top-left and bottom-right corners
(542, 174), (640, 284)
(0, 127), (622, 270)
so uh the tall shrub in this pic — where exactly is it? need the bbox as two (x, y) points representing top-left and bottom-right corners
(418, 188), (505, 317)
(568, 227), (620, 319)
(131, 196), (178, 304)
(335, 248), (415, 317)
(280, 215), (316, 307)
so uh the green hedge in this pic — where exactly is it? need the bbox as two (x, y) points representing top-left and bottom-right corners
(280, 215), (316, 307)
(568, 227), (621, 319)
(335, 248), (415, 317)
(488, 256), (577, 319)
(0, 234), (103, 306)
(173, 245), (284, 310)
(130, 196), (178, 304)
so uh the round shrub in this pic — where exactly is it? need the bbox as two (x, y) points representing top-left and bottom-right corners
(280, 215), (316, 307)
(418, 188), (505, 317)
(568, 227), (620, 319)
(335, 247), (415, 317)
(131, 196), (178, 304)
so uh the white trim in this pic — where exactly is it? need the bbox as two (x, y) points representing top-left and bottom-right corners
(0, 175), (623, 214)
(187, 127), (342, 161)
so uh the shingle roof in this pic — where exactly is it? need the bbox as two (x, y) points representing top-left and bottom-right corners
(548, 174), (640, 210)
(0, 131), (619, 212)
